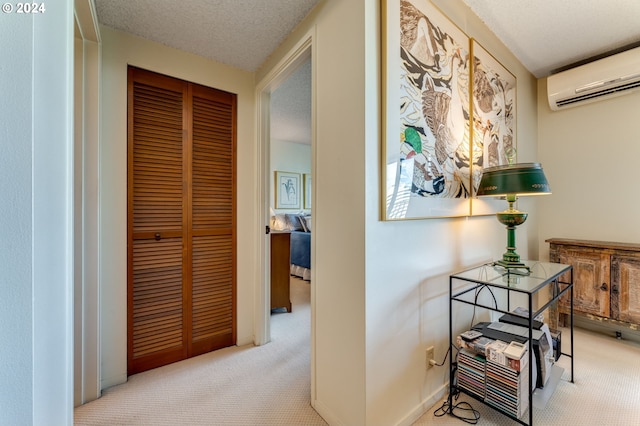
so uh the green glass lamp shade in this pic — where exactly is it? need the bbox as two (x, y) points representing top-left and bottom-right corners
(477, 163), (551, 272)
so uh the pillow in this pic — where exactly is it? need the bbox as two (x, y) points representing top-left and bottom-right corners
(303, 216), (312, 232)
(298, 215), (311, 232)
(271, 213), (288, 231)
(285, 213), (305, 231)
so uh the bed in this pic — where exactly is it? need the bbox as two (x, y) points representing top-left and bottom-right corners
(290, 231), (311, 280)
(272, 213), (311, 281)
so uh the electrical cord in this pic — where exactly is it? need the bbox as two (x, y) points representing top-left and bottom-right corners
(434, 396), (481, 424)
(432, 346), (481, 424)
(469, 284), (498, 329)
(433, 391), (481, 424)
(430, 345), (451, 367)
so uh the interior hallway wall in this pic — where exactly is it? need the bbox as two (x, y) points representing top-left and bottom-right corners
(257, 0), (540, 424)
(99, 26), (256, 389)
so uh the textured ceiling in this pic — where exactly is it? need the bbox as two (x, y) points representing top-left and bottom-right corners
(94, 0), (320, 72)
(270, 59), (312, 144)
(462, 0), (640, 78)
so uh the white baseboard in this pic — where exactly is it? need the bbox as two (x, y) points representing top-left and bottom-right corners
(312, 398), (344, 426)
(394, 382), (449, 426)
(101, 372), (127, 392)
(236, 333), (254, 346)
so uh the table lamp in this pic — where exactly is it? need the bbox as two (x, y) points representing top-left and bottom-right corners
(476, 163), (551, 273)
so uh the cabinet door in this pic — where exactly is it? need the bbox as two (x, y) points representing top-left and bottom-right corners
(271, 232), (291, 311)
(611, 255), (640, 323)
(558, 248), (610, 318)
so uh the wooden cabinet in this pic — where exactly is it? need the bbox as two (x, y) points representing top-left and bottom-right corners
(612, 255), (640, 323)
(271, 232), (292, 312)
(547, 238), (640, 327)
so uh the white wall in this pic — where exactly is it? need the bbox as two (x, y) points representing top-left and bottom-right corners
(537, 79), (640, 259)
(364, 1), (540, 423)
(270, 139), (311, 214)
(99, 26), (256, 389)
(0, 1), (74, 424)
(258, 0), (540, 424)
(259, 1), (368, 423)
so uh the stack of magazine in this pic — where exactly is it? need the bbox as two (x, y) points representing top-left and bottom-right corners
(457, 348), (487, 399)
(485, 341), (530, 419)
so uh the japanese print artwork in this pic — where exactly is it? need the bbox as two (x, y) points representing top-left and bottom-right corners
(469, 39), (517, 215)
(384, 0), (516, 220)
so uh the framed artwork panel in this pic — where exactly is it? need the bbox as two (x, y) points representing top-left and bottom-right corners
(382, 0), (472, 220)
(275, 171), (301, 209)
(469, 38), (517, 216)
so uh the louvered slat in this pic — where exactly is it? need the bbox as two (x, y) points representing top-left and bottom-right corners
(129, 68), (236, 374)
(129, 69), (186, 373)
(132, 80), (183, 234)
(191, 91), (235, 347)
(192, 95), (234, 231)
(191, 235), (233, 342)
(132, 238), (183, 358)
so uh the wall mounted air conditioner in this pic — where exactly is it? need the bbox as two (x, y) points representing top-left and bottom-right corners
(547, 46), (640, 111)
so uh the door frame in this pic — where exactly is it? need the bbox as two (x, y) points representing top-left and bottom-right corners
(255, 31), (314, 345)
(255, 29), (316, 398)
(73, 0), (102, 406)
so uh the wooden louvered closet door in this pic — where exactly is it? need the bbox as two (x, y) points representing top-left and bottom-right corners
(127, 67), (236, 375)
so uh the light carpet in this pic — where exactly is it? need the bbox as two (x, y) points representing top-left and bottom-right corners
(74, 277), (328, 425)
(414, 326), (640, 425)
(75, 278), (640, 425)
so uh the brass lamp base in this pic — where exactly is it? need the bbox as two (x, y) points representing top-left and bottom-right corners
(494, 196), (530, 274)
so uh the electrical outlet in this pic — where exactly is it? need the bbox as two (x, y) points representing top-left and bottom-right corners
(426, 346), (435, 370)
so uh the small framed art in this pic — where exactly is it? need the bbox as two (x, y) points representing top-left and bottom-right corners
(275, 171), (301, 209)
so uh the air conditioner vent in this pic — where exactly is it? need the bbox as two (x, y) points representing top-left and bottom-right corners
(556, 79), (640, 108)
(547, 46), (640, 110)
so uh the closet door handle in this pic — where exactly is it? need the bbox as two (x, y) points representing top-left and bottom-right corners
(600, 283), (608, 291)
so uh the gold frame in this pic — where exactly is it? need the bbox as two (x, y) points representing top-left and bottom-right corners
(275, 171), (301, 209)
(303, 173), (312, 209)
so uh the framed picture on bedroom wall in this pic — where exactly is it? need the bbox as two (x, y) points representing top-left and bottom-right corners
(275, 171), (301, 209)
(304, 173), (311, 209)
(381, 0), (472, 220)
(469, 38), (517, 216)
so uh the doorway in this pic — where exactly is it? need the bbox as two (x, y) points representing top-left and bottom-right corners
(256, 35), (315, 399)
(269, 56), (312, 279)
(257, 37), (314, 342)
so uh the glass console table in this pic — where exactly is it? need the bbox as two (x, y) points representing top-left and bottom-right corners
(449, 261), (574, 425)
